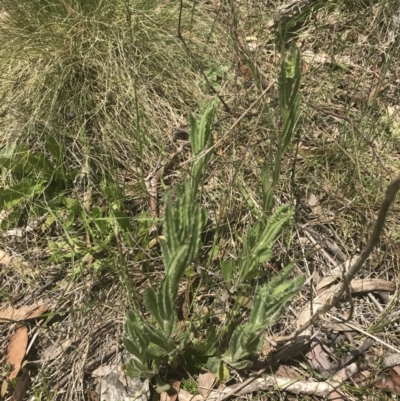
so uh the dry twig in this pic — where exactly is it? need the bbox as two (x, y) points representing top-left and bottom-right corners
(287, 175), (400, 340)
(145, 141), (191, 235)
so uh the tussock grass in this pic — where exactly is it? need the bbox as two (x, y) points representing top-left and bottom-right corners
(0, 0), (222, 197)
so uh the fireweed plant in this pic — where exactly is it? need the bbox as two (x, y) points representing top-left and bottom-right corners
(124, 47), (305, 390)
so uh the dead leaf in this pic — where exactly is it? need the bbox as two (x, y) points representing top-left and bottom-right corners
(197, 372), (216, 398)
(350, 278), (395, 294)
(232, 294), (252, 309)
(0, 257), (32, 280)
(240, 65), (252, 82)
(42, 337), (78, 362)
(7, 327), (28, 380)
(368, 79), (388, 105)
(262, 337), (274, 358)
(307, 194), (319, 207)
(296, 283), (340, 336)
(245, 36), (258, 52)
(317, 276), (395, 295)
(10, 368), (29, 401)
(316, 256), (359, 292)
(275, 365), (299, 379)
(306, 341), (332, 372)
(0, 301), (48, 323)
(85, 390), (100, 401)
(1, 380), (8, 398)
(302, 50), (331, 64)
(0, 209), (14, 226)
(3, 228), (25, 237)
(301, 60), (309, 75)
(0, 249), (12, 266)
(177, 388), (203, 401)
(95, 370), (150, 401)
(332, 362), (362, 383)
(160, 380), (180, 401)
(373, 373), (400, 394)
(360, 370), (372, 380)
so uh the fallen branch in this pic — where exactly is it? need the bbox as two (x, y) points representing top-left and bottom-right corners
(283, 175), (400, 342)
(178, 363), (358, 401)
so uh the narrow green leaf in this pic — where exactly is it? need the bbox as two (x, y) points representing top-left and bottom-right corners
(261, 163), (274, 214)
(185, 208), (205, 265)
(113, 210), (134, 246)
(64, 210), (75, 230)
(239, 183), (262, 218)
(46, 136), (63, 163)
(221, 260), (234, 289)
(158, 278), (176, 339)
(255, 205), (294, 250)
(165, 245), (190, 298)
(125, 359), (156, 379)
(0, 179), (46, 210)
(125, 312), (149, 355)
(248, 264), (305, 328)
(162, 192), (178, 265)
(226, 326), (245, 362)
(146, 343), (168, 359)
(144, 287), (163, 328)
(188, 112), (198, 152)
(145, 323), (173, 352)
(189, 102), (217, 193)
(123, 338), (142, 358)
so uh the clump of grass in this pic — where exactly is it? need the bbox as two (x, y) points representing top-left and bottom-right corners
(0, 0), (228, 290)
(181, 378), (198, 394)
(0, 0), (223, 204)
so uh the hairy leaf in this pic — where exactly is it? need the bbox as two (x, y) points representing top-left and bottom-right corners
(221, 260), (234, 289)
(207, 357), (222, 374)
(125, 359), (156, 380)
(144, 288), (163, 328)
